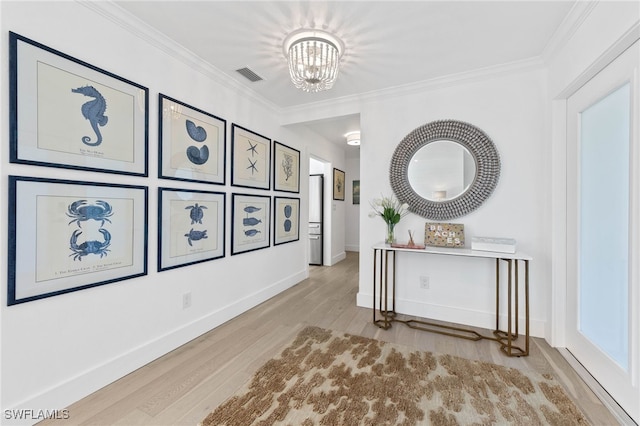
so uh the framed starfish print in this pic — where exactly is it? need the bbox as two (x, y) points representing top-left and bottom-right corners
(231, 124), (271, 190)
(9, 32), (149, 176)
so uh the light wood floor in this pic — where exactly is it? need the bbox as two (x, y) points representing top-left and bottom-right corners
(42, 251), (619, 425)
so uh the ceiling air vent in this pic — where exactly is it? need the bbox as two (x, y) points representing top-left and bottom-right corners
(235, 67), (263, 82)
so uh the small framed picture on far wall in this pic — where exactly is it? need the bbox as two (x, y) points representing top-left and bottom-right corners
(333, 168), (345, 201)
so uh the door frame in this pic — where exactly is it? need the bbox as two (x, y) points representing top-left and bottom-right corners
(550, 32), (640, 424)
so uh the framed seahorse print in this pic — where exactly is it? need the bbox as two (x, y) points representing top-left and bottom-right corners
(9, 32), (149, 176)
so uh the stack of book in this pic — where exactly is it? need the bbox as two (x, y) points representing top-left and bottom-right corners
(471, 237), (516, 253)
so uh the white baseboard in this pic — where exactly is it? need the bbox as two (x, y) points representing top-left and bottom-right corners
(7, 270), (307, 425)
(357, 291), (546, 339)
(329, 251), (347, 266)
(345, 245), (360, 252)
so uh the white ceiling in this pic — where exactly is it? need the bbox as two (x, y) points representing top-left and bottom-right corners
(114, 0), (576, 147)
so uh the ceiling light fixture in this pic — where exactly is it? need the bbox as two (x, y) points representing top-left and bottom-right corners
(345, 131), (360, 146)
(283, 29), (344, 93)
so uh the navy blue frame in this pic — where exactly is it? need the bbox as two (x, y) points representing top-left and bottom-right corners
(157, 187), (226, 272)
(231, 193), (271, 255)
(158, 93), (227, 185)
(230, 123), (271, 190)
(9, 31), (149, 176)
(7, 176), (148, 305)
(273, 196), (300, 246)
(273, 141), (301, 193)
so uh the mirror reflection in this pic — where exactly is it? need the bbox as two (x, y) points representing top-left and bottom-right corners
(407, 140), (476, 202)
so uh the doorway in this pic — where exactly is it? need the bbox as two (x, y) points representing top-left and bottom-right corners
(565, 41), (639, 422)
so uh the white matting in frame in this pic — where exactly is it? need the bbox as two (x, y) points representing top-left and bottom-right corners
(231, 124), (271, 190)
(274, 197), (300, 246)
(9, 32), (148, 176)
(8, 176), (148, 305)
(158, 188), (225, 271)
(231, 193), (271, 255)
(159, 94), (226, 185)
(273, 141), (300, 193)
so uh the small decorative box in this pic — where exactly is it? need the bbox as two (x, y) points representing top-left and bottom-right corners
(471, 236), (517, 253)
(425, 223), (465, 247)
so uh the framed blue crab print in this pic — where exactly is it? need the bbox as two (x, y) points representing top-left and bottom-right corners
(231, 124), (271, 190)
(273, 197), (300, 246)
(158, 94), (226, 185)
(273, 141), (300, 193)
(8, 176), (148, 305)
(231, 193), (271, 255)
(158, 188), (226, 272)
(9, 32), (149, 176)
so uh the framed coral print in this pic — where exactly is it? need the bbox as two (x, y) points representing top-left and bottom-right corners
(273, 197), (300, 246)
(231, 193), (271, 255)
(273, 141), (300, 193)
(9, 32), (148, 176)
(158, 188), (225, 272)
(333, 168), (346, 201)
(231, 124), (271, 190)
(158, 94), (226, 185)
(8, 176), (148, 305)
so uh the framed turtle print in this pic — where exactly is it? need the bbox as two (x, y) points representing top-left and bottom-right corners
(273, 197), (300, 246)
(8, 176), (148, 305)
(273, 141), (300, 193)
(158, 188), (225, 272)
(9, 32), (148, 176)
(231, 193), (271, 255)
(333, 168), (346, 201)
(231, 124), (271, 190)
(158, 94), (226, 185)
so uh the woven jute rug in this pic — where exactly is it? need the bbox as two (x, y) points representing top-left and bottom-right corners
(201, 326), (588, 426)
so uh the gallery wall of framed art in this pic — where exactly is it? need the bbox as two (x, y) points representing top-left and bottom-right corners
(0, 4), (345, 418)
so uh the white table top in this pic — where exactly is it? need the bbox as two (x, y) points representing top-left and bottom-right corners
(372, 242), (532, 261)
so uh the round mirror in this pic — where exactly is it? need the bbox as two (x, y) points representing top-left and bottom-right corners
(407, 140), (476, 202)
(390, 120), (500, 220)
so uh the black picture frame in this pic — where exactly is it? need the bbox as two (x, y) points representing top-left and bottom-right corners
(8, 176), (148, 305)
(273, 141), (300, 193)
(273, 197), (300, 246)
(158, 94), (226, 185)
(9, 32), (149, 176)
(231, 193), (271, 255)
(333, 168), (346, 201)
(158, 188), (226, 271)
(231, 124), (271, 190)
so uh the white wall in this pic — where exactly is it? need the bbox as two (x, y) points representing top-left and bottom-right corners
(356, 68), (549, 337)
(345, 149), (360, 252)
(0, 2), (344, 419)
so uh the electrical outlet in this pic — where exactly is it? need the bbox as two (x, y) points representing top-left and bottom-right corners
(182, 292), (192, 309)
(419, 276), (429, 289)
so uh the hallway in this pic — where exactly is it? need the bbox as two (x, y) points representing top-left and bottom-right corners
(44, 252), (617, 425)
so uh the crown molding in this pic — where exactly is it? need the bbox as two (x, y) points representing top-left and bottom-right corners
(280, 56), (545, 122)
(541, 1), (599, 64)
(77, 0), (280, 113)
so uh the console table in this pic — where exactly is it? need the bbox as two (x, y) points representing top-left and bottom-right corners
(372, 243), (532, 357)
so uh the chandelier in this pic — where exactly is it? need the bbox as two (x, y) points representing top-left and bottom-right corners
(283, 29), (344, 93)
